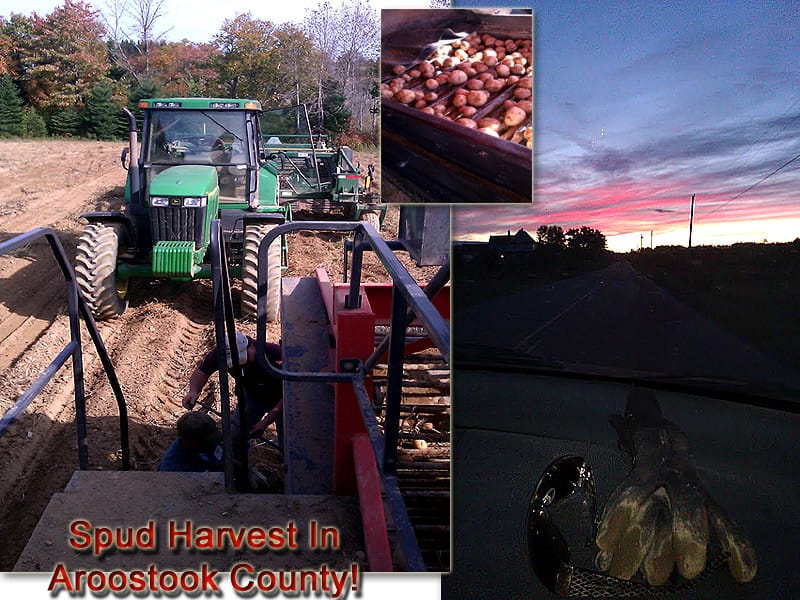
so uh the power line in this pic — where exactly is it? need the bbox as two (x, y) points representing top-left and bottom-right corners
(698, 150), (800, 221)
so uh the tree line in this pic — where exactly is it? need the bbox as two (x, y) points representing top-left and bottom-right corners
(0, 0), (380, 143)
(536, 224), (607, 254)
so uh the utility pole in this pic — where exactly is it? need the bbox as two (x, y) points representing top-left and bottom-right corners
(640, 233), (644, 250)
(650, 230), (653, 249)
(688, 194), (695, 249)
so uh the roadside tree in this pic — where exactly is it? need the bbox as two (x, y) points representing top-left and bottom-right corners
(536, 225), (566, 248)
(566, 226), (607, 254)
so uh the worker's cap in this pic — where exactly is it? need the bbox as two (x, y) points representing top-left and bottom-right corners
(225, 331), (249, 368)
(176, 411), (219, 443)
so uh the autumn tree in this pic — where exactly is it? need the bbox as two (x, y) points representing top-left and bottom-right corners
(273, 25), (319, 108)
(336, 0), (379, 130)
(100, 0), (136, 80)
(18, 1), (109, 112)
(0, 18), (16, 77)
(303, 0), (379, 134)
(304, 2), (341, 130)
(127, 0), (170, 75)
(212, 14), (278, 101)
(0, 14), (37, 80)
(148, 41), (218, 97)
(99, 0), (171, 87)
(210, 16), (319, 108)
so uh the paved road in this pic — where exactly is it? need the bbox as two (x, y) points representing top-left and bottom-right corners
(456, 261), (800, 388)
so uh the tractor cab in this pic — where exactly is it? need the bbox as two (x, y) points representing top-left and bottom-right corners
(75, 98), (287, 323)
(138, 99), (265, 204)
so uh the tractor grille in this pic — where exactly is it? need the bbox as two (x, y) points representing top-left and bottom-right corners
(151, 206), (202, 247)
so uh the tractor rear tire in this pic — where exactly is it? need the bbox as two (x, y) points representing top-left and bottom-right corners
(241, 223), (281, 322)
(74, 223), (129, 320)
(360, 210), (381, 231)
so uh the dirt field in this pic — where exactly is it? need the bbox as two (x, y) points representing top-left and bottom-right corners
(0, 139), (437, 570)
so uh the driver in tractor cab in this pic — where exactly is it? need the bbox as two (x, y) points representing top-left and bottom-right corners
(210, 137), (231, 163)
(182, 332), (284, 452)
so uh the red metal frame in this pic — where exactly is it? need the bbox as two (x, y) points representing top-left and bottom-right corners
(314, 267), (451, 572)
(352, 433), (393, 571)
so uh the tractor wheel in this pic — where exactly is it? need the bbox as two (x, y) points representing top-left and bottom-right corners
(241, 223), (281, 322)
(74, 223), (129, 320)
(360, 210), (381, 231)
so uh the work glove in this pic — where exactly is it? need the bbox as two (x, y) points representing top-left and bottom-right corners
(595, 388), (757, 586)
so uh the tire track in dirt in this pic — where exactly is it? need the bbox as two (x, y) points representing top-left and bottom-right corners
(0, 255), (71, 374)
(0, 141), (124, 398)
(0, 277), (220, 569)
(0, 142), (123, 238)
(80, 280), (219, 470)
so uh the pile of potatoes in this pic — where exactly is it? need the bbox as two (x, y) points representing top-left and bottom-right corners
(382, 31), (533, 148)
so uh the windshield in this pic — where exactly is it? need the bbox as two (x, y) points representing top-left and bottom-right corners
(144, 109), (248, 166)
(453, 228), (800, 400)
(448, 206), (800, 600)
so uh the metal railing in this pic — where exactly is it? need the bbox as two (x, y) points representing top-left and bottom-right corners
(207, 219), (450, 571)
(0, 228), (130, 470)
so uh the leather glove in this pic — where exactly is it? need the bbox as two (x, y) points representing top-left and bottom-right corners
(595, 388), (757, 586)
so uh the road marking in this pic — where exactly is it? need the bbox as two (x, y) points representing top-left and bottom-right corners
(514, 287), (596, 355)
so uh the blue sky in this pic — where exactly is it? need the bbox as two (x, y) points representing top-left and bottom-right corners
(452, 0), (800, 250)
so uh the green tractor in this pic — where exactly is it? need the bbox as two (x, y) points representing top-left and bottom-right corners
(260, 104), (385, 229)
(75, 98), (291, 322)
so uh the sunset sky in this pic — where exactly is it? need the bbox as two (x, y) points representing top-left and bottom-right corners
(452, 0), (800, 251)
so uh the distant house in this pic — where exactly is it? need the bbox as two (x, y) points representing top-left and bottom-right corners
(453, 230), (536, 275)
(488, 229), (536, 257)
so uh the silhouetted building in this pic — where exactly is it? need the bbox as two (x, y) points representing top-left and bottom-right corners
(488, 229), (535, 258)
(454, 230), (536, 275)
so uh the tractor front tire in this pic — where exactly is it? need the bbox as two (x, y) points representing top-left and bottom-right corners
(241, 223), (281, 322)
(74, 223), (129, 320)
(360, 210), (381, 231)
